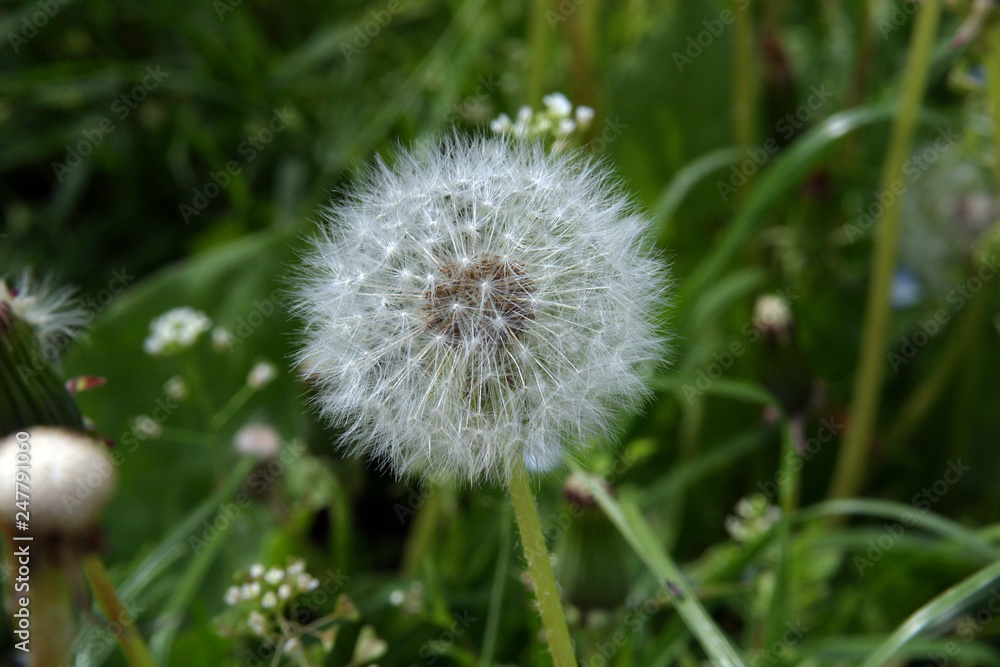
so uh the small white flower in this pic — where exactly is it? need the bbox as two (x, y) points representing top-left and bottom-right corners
(163, 376), (189, 401)
(133, 415), (162, 439)
(264, 568), (284, 584)
(143, 307), (211, 356)
(0, 273), (88, 353)
(249, 563), (265, 579)
(247, 361), (277, 389)
(261, 591), (278, 608)
(294, 135), (666, 483)
(248, 611), (268, 636)
(282, 637), (301, 655)
(557, 118), (576, 136)
(542, 92), (573, 118)
(277, 584), (292, 600)
(490, 112), (512, 134)
(286, 560), (306, 576)
(241, 581), (261, 599)
(212, 326), (232, 352)
(224, 586), (242, 605)
(388, 590), (405, 606)
(296, 574), (319, 592)
(233, 423), (282, 459)
(575, 106), (595, 130)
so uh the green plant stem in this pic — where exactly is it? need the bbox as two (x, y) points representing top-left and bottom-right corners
(209, 383), (255, 431)
(402, 484), (442, 577)
(985, 23), (1000, 195)
(764, 414), (802, 648)
(508, 458), (577, 666)
(525, 0), (553, 107)
(82, 555), (156, 667)
(732, 0), (757, 151)
(827, 0), (942, 501)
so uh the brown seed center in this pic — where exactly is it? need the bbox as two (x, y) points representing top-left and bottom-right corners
(424, 256), (535, 345)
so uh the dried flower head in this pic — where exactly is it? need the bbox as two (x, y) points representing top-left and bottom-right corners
(294, 135), (666, 483)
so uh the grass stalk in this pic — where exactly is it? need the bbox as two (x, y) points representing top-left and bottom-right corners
(827, 0), (942, 501)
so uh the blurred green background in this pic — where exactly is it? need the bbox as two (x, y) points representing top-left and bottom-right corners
(4, 0), (1000, 665)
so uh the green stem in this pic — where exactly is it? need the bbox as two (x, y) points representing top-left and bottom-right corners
(508, 458), (577, 666)
(525, 0), (553, 107)
(764, 414), (802, 648)
(827, 0), (942, 501)
(82, 554), (156, 667)
(732, 0), (757, 151)
(209, 383), (255, 431)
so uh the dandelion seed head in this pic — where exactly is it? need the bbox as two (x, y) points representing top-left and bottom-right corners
(0, 273), (88, 353)
(294, 134), (667, 484)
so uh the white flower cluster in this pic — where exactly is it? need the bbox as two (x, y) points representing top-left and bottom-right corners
(0, 273), (88, 352)
(224, 559), (321, 613)
(724, 494), (782, 543)
(490, 92), (595, 150)
(143, 307), (212, 356)
(294, 134), (666, 483)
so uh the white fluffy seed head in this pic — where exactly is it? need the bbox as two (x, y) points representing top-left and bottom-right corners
(294, 134), (668, 484)
(0, 427), (117, 534)
(0, 273), (88, 354)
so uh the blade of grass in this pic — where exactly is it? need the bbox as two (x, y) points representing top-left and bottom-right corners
(860, 557), (1000, 666)
(797, 499), (1000, 562)
(572, 465), (748, 667)
(827, 0), (943, 501)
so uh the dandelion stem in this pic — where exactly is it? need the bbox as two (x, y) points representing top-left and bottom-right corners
(827, 0), (941, 501)
(82, 554), (156, 667)
(508, 458), (577, 666)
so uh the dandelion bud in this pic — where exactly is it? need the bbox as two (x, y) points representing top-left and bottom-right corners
(294, 135), (666, 484)
(0, 427), (116, 534)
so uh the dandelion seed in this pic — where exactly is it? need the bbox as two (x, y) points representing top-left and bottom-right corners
(294, 134), (666, 484)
